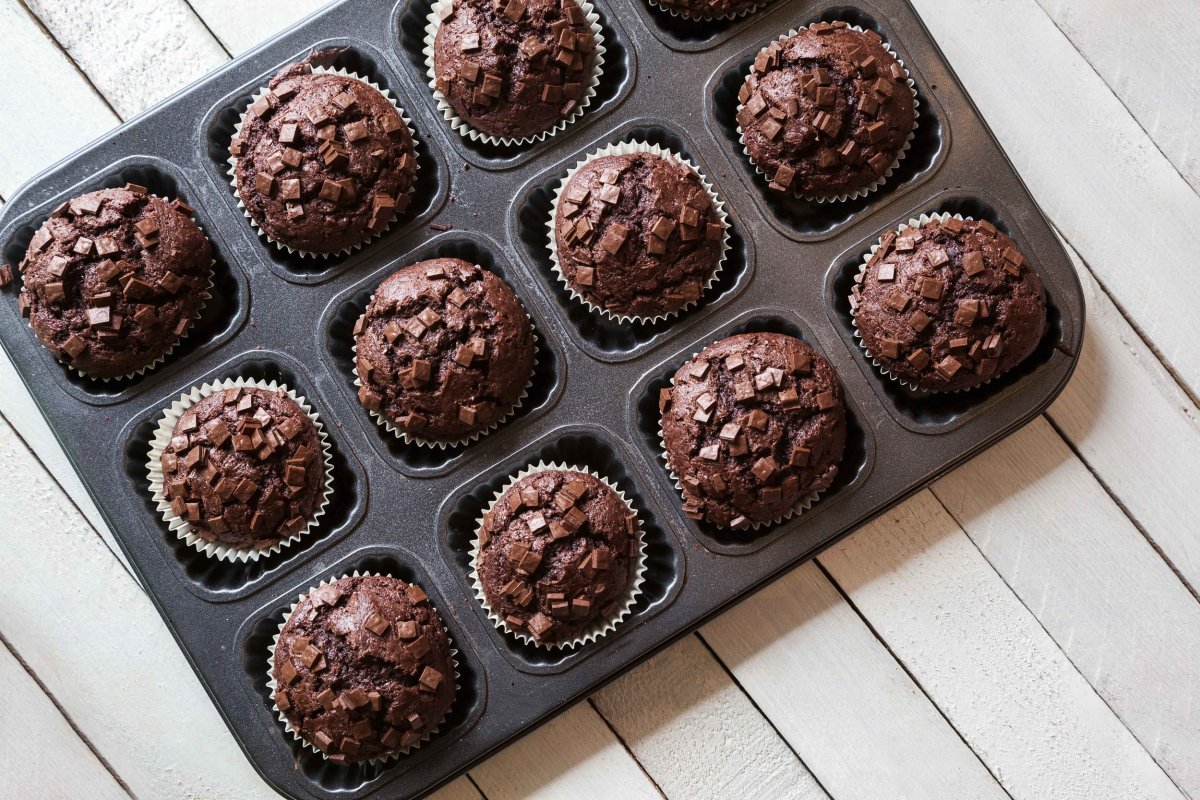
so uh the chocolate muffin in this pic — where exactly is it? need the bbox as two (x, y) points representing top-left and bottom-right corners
(159, 385), (325, 552)
(354, 259), (535, 443)
(661, 333), (846, 529)
(852, 216), (1048, 392)
(17, 186), (211, 379)
(554, 151), (725, 319)
(432, 0), (599, 141)
(737, 22), (915, 199)
(476, 468), (640, 645)
(231, 62), (417, 253)
(654, 0), (763, 19)
(272, 576), (456, 763)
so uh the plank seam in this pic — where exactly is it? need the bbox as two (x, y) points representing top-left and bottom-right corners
(179, 0), (234, 58)
(1040, 412), (1200, 602)
(0, 413), (139, 587)
(584, 697), (669, 799)
(809, 555), (1017, 800)
(14, 0), (124, 121)
(0, 630), (137, 799)
(1031, 2), (1200, 201)
(464, 772), (490, 800)
(921, 486), (1193, 800)
(690, 631), (833, 799)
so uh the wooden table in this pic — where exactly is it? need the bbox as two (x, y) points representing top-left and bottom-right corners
(2, 1), (1197, 798)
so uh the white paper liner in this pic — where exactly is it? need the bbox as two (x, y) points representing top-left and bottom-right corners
(547, 140), (731, 324)
(470, 461), (648, 649)
(350, 289), (539, 449)
(39, 194), (216, 382)
(266, 571), (460, 765)
(647, 0), (768, 22)
(736, 24), (919, 203)
(850, 211), (995, 394)
(227, 65), (420, 258)
(423, 0), (606, 147)
(659, 338), (827, 531)
(146, 376), (334, 562)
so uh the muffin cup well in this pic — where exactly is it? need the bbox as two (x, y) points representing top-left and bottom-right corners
(266, 571), (460, 765)
(350, 295), (538, 450)
(546, 140), (731, 325)
(646, 0), (768, 22)
(851, 211), (995, 394)
(227, 65), (419, 258)
(423, 0), (606, 147)
(146, 376), (334, 562)
(736, 24), (919, 204)
(35, 194), (215, 383)
(469, 461), (648, 650)
(658, 337), (828, 531)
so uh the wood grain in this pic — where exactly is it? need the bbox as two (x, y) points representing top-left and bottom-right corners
(187, 0), (327, 55)
(821, 491), (1185, 800)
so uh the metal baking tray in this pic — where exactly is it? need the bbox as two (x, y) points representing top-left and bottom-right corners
(0, 0), (1084, 797)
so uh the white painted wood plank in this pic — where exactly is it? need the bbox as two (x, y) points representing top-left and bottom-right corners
(469, 703), (663, 800)
(820, 491), (1185, 800)
(0, 643), (130, 800)
(188, 0), (328, 55)
(428, 776), (485, 800)
(1047, 237), (1200, 593)
(0, 418), (278, 800)
(1036, 0), (1200, 193)
(23, 0), (228, 118)
(931, 416), (1200, 797)
(910, 0), (1200, 394)
(0, 0), (116, 197)
(592, 634), (828, 800)
(702, 561), (1009, 800)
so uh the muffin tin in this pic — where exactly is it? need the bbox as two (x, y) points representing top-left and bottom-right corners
(0, 0), (1084, 798)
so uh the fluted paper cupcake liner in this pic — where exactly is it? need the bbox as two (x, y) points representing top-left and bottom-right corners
(470, 461), (647, 649)
(647, 0), (769, 22)
(146, 376), (334, 562)
(658, 337), (826, 531)
(44, 193), (215, 382)
(267, 570), (460, 765)
(423, 0), (606, 147)
(850, 211), (994, 394)
(547, 140), (731, 325)
(228, 65), (419, 258)
(736, 23), (919, 203)
(350, 291), (538, 449)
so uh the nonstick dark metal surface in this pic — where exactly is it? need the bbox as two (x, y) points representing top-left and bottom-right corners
(0, 0), (1084, 797)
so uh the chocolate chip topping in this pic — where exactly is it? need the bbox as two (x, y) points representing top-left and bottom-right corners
(661, 333), (846, 529)
(477, 469), (638, 644)
(737, 22), (915, 198)
(433, 0), (598, 140)
(272, 575), (456, 763)
(160, 387), (324, 550)
(18, 186), (211, 379)
(233, 62), (417, 253)
(354, 258), (535, 442)
(852, 217), (1047, 391)
(655, 0), (763, 19)
(555, 152), (724, 319)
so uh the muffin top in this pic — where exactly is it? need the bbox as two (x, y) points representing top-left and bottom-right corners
(354, 258), (535, 442)
(661, 333), (846, 529)
(477, 469), (639, 644)
(654, 0), (763, 19)
(160, 386), (324, 551)
(852, 217), (1047, 392)
(433, 0), (598, 140)
(554, 152), (725, 319)
(231, 61), (417, 253)
(18, 186), (211, 379)
(737, 22), (914, 198)
(272, 576), (456, 763)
